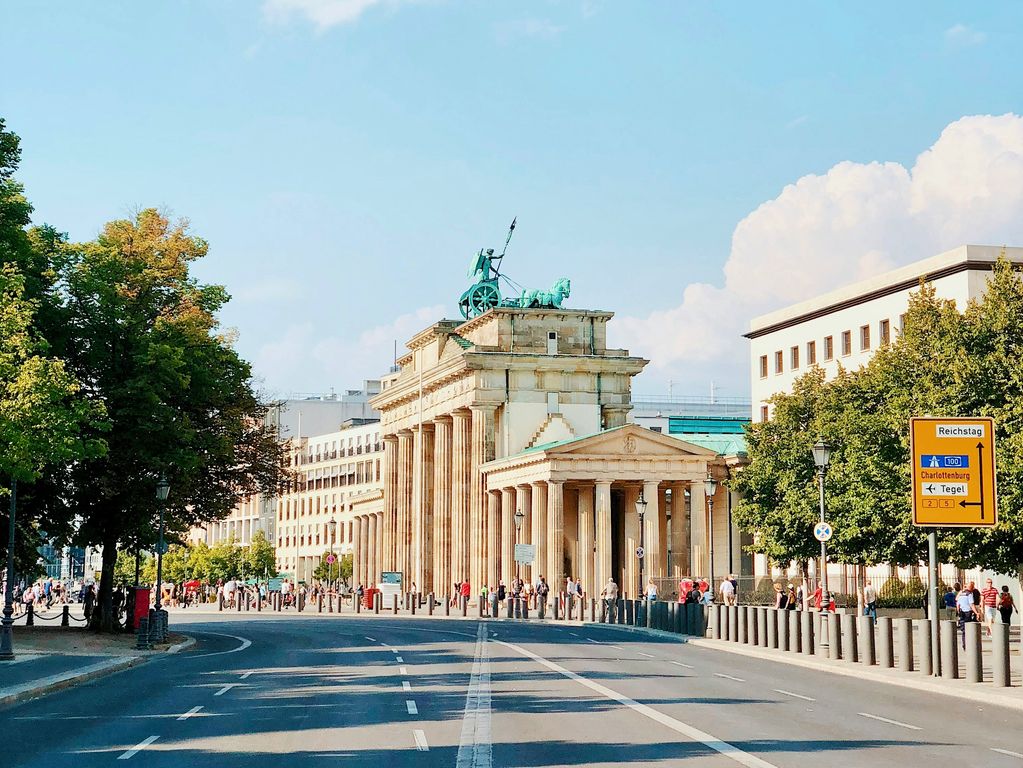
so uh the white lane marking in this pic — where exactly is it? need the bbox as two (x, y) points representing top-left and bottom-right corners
(606, 644), (623, 650)
(389, 646), (399, 652)
(239, 671), (254, 680)
(399, 666), (408, 675)
(395, 656), (404, 663)
(857, 712), (921, 730)
(714, 673), (745, 682)
(991, 748), (1023, 759)
(406, 700), (419, 715)
(117, 735), (160, 760)
(177, 706), (203, 721)
(214, 683), (241, 696)
(637, 652), (656, 658)
(185, 632), (252, 658)
(455, 622), (493, 768)
(774, 689), (815, 702)
(671, 661), (694, 669)
(365, 636), (376, 641)
(569, 632), (580, 637)
(497, 639), (777, 768)
(414, 729), (429, 751)
(586, 638), (600, 643)
(402, 681), (412, 692)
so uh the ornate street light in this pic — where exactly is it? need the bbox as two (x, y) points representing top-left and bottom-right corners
(514, 508), (525, 582)
(704, 473), (718, 589)
(154, 474), (170, 642)
(812, 439), (832, 605)
(327, 517), (337, 588)
(635, 491), (648, 600)
(0, 478), (19, 660)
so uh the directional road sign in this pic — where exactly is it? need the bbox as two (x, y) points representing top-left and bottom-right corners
(813, 522), (833, 542)
(635, 546), (645, 559)
(910, 416), (997, 527)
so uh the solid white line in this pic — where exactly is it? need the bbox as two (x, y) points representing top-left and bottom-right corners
(177, 706), (203, 721)
(498, 639), (777, 768)
(671, 661), (694, 669)
(857, 712), (921, 730)
(214, 683), (240, 696)
(117, 735), (160, 760)
(637, 652), (655, 658)
(456, 622), (493, 768)
(402, 681), (412, 692)
(714, 673), (745, 682)
(774, 689), (815, 702)
(239, 671), (254, 680)
(414, 729), (429, 751)
(406, 700), (418, 715)
(186, 632), (252, 658)
(991, 748), (1023, 759)
(395, 656), (404, 663)
(399, 666), (408, 675)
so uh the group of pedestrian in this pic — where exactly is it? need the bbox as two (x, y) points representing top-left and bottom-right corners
(950, 578), (1016, 647)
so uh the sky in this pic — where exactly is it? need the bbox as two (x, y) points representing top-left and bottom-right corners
(4, 1), (1023, 402)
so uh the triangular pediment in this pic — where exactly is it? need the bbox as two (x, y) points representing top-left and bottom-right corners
(546, 424), (717, 457)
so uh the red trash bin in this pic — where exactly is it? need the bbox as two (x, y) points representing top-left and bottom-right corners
(132, 586), (151, 630)
(363, 588), (378, 609)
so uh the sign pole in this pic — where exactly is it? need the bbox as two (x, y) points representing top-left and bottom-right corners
(929, 532), (940, 677)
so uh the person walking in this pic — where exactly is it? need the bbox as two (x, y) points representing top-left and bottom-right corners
(998, 585), (1016, 625)
(601, 578), (618, 622)
(646, 578), (658, 603)
(863, 580), (877, 622)
(773, 582), (785, 609)
(719, 576), (735, 606)
(460, 578), (471, 609)
(786, 584), (798, 610)
(955, 582), (975, 649)
(980, 578), (999, 636)
(943, 585), (956, 621)
(536, 576), (549, 614)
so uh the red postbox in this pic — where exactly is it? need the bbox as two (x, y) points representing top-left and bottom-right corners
(131, 586), (151, 630)
(363, 588), (378, 609)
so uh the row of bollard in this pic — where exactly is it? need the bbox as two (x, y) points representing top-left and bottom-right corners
(705, 605), (1013, 688)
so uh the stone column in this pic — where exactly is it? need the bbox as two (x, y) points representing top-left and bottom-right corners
(577, 485), (594, 597)
(411, 423), (435, 593)
(531, 482), (548, 583)
(432, 416), (452, 596)
(359, 514), (370, 586)
(515, 485), (532, 581)
(643, 481), (662, 580)
(470, 404), (497, 590)
(594, 481), (612, 595)
(451, 410), (471, 586)
(689, 479), (707, 579)
(501, 488), (515, 586)
(623, 485), (640, 597)
(546, 481), (564, 586)
(367, 512), (378, 587)
(487, 490), (501, 588)
(670, 483), (688, 581)
(396, 431), (413, 581)
(382, 435), (398, 572)
(353, 515), (363, 588)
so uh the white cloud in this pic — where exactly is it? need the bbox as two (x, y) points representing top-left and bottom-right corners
(945, 23), (986, 47)
(262, 0), (394, 30)
(614, 113), (1023, 395)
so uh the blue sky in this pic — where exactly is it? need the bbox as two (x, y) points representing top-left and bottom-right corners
(4, 1), (1023, 399)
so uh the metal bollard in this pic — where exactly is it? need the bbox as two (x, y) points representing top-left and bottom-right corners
(918, 619), (934, 675)
(708, 604), (720, 639)
(135, 616), (151, 650)
(766, 609), (778, 649)
(895, 618), (913, 672)
(964, 621), (982, 682)
(356, 593), (362, 614)
(858, 616), (875, 665)
(716, 604), (726, 639)
(538, 597), (546, 620)
(827, 614), (842, 660)
(328, 592), (333, 613)
(298, 593), (305, 612)
(256, 590), (261, 612)
(445, 595), (451, 616)
(461, 596), (467, 617)
(428, 594), (435, 615)
(840, 613), (857, 662)
(736, 605), (747, 644)
(940, 620), (958, 679)
(616, 598), (624, 626)
(219, 593), (224, 611)
(568, 596), (575, 622)
(788, 610), (801, 653)
(757, 607), (768, 648)
(992, 622), (1011, 687)
(61, 605), (70, 627)
(590, 597), (596, 623)
(374, 593), (381, 614)
(800, 610), (814, 655)
(522, 597), (529, 620)
(621, 598), (630, 626)
(747, 606), (758, 645)
(506, 596), (514, 619)
(728, 606), (738, 642)
(392, 594), (398, 614)
(237, 593), (243, 612)
(26, 604), (34, 626)
(876, 617), (893, 667)
(411, 594), (416, 615)
(777, 609), (789, 651)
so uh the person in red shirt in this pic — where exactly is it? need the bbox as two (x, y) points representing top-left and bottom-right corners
(980, 578), (1000, 636)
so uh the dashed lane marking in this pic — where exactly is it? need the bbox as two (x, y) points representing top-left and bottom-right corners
(414, 729), (429, 751)
(177, 706), (203, 721)
(399, 666), (408, 675)
(214, 683), (241, 696)
(774, 689), (815, 702)
(395, 656), (404, 663)
(117, 735), (159, 760)
(671, 661), (694, 669)
(991, 748), (1023, 759)
(365, 636), (376, 641)
(239, 671), (254, 679)
(714, 673), (746, 682)
(637, 652), (656, 658)
(857, 712), (920, 730)
(402, 681), (412, 692)
(406, 700), (419, 715)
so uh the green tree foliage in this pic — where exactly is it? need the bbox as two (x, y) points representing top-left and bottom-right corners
(244, 530), (276, 578)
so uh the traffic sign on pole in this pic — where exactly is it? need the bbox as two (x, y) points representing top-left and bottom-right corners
(635, 546), (645, 559)
(910, 416), (997, 527)
(813, 522), (833, 542)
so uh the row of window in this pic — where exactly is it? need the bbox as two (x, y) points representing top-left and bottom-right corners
(288, 442), (383, 466)
(758, 317), (899, 378)
(278, 519), (356, 550)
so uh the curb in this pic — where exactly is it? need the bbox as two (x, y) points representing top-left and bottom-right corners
(686, 637), (1023, 712)
(0, 633), (196, 710)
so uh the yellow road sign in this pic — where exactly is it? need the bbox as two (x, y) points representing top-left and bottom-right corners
(910, 416), (997, 527)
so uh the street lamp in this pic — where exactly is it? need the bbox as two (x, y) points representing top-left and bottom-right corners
(154, 474), (170, 642)
(0, 478), (18, 660)
(327, 517), (337, 589)
(811, 439), (832, 606)
(635, 491), (648, 600)
(513, 508), (525, 583)
(704, 473), (718, 589)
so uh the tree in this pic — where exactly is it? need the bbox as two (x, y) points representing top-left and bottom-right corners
(244, 530), (276, 579)
(18, 209), (287, 631)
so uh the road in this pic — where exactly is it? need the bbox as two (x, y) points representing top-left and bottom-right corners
(1, 613), (1021, 767)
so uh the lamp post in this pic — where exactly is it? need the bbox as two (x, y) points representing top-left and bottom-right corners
(154, 474), (170, 642)
(0, 479), (18, 660)
(635, 491), (647, 600)
(514, 508), (525, 584)
(704, 473), (718, 590)
(327, 517), (337, 591)
(811, 439), (832, 606)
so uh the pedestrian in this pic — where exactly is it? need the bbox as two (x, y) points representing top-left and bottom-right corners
(813, 584), (823, 612)
(719, 576), (735, 606)
(460, 578), (471, 608)
(646, 578), (658, 603)
(968, 581), (982, 621)
(83, 583), (96, 621)
(955, 582), (975, 649)
(863, 580), (877, 622)
(998, 586), (1016, 625)
(600, 577), (618, 622)
(497, 580), (507, 605)
(729, 574), (739, 605)
(565, 576), (576, 612)
(786, 584), (797, 610)
(536, 576), (549, 613)
(942, 585), (956, 621)
(980, 578), (999, 636)
(773, 582), (785, 609)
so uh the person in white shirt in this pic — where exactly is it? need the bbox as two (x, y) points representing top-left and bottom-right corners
(719, 577), (736, 606)
(646, 579), (657, 601)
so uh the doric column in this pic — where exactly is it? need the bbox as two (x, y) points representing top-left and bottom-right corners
(624, 485), (640, 597)
(546, 480), (564, 587)
(487, 490), (501, 588)
(451, 410), (471, 586)
(531, 482), (547, 584)
(594, 480), (612, 595)
(432, 416), (453, 596)
(689, 478), (707, 579)
(368, 512), (378, 586)
(411, 423), (435, 593)
(470, 404), (497, 590)
(643, 481), (662, 580)
(501, 488), (515, 586)
(670, 483), (688, 581)
(353, 515), (363, 587)
(360, 515), (370, 586)
(578, 484), (594, 598)
(396, 431), (413, 583)
(515, 485), (532, 582)
(382, 435), (399, 572)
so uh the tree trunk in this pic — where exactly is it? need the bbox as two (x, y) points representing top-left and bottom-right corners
(91, 534), (118, 633)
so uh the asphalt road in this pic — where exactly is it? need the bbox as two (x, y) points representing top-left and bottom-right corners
(1, 613), (1021, 767)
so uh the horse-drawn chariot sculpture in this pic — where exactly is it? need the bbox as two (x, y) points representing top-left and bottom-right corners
(458, 219), (572, 319)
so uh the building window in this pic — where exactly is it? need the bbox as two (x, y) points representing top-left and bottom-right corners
(880, 319), (890, 344)
(860, 324), (870, 351)
(824, 336), (833, 361)
(790, 345), (799, 369)
(841, 330), (851, 356)
(807, 340), (816, 365)
(649, 426), (662, 433)
(760, 405), (769, 421)
(899, 313), (908, 334)
(759, 355), (768, 378)
(774, 350), (783, 374)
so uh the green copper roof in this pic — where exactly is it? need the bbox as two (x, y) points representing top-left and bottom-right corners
(518, 424), (746, 457)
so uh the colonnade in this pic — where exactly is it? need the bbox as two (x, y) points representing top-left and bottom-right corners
(350, 511), (382, 589)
